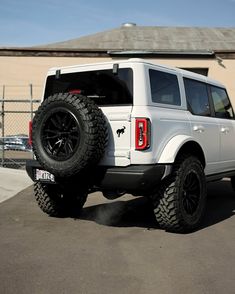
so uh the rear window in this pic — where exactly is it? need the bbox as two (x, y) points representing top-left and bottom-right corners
(44, 68), (133, 106)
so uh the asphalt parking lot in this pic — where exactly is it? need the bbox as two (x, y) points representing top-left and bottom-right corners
(1, 179), (235, 294)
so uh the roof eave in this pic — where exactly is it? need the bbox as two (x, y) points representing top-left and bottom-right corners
(0, 47), (235, 58)
(108, 49), (215, 55)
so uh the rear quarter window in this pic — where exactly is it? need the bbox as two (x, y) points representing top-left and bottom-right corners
(210, 86), (234, 119)
(184, 78), (211, 116)
(149, 69), (181, 106)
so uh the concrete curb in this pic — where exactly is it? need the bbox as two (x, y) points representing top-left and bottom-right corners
(0, 167), (33, 203)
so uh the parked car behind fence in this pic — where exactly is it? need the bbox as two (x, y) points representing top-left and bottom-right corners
(0, 135), (33, 169)
(1, 136), (32, 152)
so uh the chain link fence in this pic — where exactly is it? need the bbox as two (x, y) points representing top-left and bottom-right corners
(0, 85), (41, 169)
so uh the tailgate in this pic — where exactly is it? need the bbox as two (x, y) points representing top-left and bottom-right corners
(99, 106), (133, 166)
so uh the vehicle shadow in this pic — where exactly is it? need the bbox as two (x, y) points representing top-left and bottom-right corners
(202, 180), (235, 229)
(80, 196), (158, 229)
(80, 180), (235, 231)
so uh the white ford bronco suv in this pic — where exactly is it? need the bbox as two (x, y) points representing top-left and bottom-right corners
(26, 58), (235, 233)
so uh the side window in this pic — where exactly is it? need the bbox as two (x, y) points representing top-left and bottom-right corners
(210, 86), (234, 119)
(149, 69), (181, 106)
(184, 78), (210, 116)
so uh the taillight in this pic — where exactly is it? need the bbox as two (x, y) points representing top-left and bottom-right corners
(69, 89), (82, 95)
(29, 120), (33, 146)
(135, 118), (151, 150)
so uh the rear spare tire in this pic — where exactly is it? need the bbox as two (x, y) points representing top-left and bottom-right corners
(32, 93), (108, 177)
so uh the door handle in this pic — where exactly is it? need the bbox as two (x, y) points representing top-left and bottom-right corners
(221, 126), (229, 134)
(193, 125), (205, 133)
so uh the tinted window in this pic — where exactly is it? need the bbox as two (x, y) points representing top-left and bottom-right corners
(184, 78), (210, 116)
(210, 86), (234, 119)
(44, 68), (133, 106)
(149, 69), (181, 105)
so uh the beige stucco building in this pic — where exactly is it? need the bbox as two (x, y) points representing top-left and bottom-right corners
(1, 24), (235, 135)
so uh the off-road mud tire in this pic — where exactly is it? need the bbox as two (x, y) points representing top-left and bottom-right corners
(230, 177), (235, 192)
(34, 181), (88, 217)
(32, 93), (108, 177)
(152, 156), (207, 233)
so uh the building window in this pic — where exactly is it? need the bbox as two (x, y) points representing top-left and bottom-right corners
(181, 68), (208, 76)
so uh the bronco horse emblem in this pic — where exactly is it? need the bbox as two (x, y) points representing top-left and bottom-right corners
(116, 126), (126, 137)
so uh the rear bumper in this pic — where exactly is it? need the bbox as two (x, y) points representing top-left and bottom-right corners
(26, 160), (171, 192)
(96, 164), (170, 191)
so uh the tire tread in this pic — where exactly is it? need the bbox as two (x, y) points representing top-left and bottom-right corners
(152, 156), (206, 233)
(32, 93), (108, 177)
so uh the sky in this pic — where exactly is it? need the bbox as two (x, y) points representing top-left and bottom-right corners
(0, 0), (235, 47)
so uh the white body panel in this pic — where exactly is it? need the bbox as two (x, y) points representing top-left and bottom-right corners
(99, 106), (132, 166)
(218, 118), (235, 171)
(130, 106), (191, 164)
(186, 113), (221, 175)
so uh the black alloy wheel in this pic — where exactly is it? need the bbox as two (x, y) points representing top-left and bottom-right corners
(32, 93), (108, 177)
(42, 109), (81, 161)
(182, 171), (201, 215)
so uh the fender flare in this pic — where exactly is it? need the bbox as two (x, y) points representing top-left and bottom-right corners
(158, 135), (202, 163)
